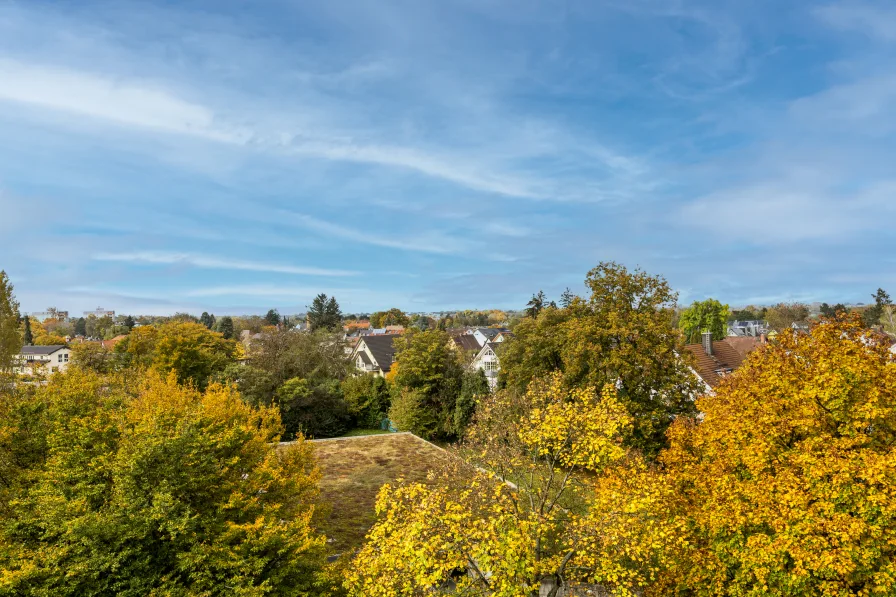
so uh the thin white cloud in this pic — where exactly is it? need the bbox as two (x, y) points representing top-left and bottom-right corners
(0, 58), (245, 142)
(284, 212), (466, 255)
(815, 3), (896, 42)
(186, 285), (336, 297)
(93, 251), (357, 277)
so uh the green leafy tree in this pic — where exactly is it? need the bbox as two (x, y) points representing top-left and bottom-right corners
(73, 317), (87, 337)
(265, 308), (281, 327)
(307, 294), (342, 331)
(678, 298), (730, 343)
(22, 315), (33, 346)
(123, 315), (136, 330)
(342, 374), (391, 428)
(0, 369), (333, 596)
(453, 368), (490, 436)
(276, 377), (349, 439)
(0, 271), (22, 375)
(216, 315), (234, 339)
(500, 262), (702, 458)
(389, 329), (464, 439)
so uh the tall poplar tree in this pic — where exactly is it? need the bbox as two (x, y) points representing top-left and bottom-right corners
(0, 271), (22, 374)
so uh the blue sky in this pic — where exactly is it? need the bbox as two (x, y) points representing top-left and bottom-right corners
(1, 0), (894, 315)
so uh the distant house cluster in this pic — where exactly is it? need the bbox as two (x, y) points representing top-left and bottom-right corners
(347, 326), (512, 388)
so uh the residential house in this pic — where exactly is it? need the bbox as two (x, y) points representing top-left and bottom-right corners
(684, 332), (762, 391)
(469, 327), (509, 347)
(350, 334), (399, 377)
(471, 341), (501, 389)
(450, 333), (481, 354)
(727, 320), (767, 337)
(101, 335), (128, 350)
(14, 345), (72, 375)
(492, 330), (515, 343)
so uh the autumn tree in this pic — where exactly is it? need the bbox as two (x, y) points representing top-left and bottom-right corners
(117, 322), (236, 388)
(500, 262), (702, 457)
(347, 373), (640, 596)
(765, 301), (809, 331)
(369, 308), (410, 329)
(388, 329), (464, 439)
(678, 298), (729, 343)
(307, 294), (342, 331)
(69, 341), (118, 374)
(0, 369), (333, 595)
(0, 271), (21, 375)
(626, 316), (896, 596)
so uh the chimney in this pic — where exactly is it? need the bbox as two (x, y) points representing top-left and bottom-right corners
(702, 331), (713, 356)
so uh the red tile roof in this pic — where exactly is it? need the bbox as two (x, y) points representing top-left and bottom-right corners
(684, 337), (761, 388)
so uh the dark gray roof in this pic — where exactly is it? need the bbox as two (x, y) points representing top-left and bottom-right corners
(357, 351), (372, 366)
(359, 334), (398, 372)
(477, 328), (502, 339)
(452, 334), (481, 352)
(20, 345), (66, 355)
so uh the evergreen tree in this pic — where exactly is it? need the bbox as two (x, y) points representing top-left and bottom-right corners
(123, 315), (136, 330)
(0, 270), (22, 374)
(22, 315), (33, 345)
(453, 369), (490, 436)
(525, 290), (547, 318)
(199, 311), (215, 329)
(264, 309), (281, 327)
(73, 317), (87, 336)
(307, 294), (342, 331)
(560, 287), (575, 308)
(217, 316), (234, 340)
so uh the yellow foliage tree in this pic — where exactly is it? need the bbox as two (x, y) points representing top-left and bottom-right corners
(347, 372), (646, 596)
(601, 316), (896, 596)
(0, 368), (333, 595)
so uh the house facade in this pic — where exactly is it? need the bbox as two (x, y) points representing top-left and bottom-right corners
(350, 334), (399, 377)
(471, 341), (501, 389)
(15, 345), (72, 375)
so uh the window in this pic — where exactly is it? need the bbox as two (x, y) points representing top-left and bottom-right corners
(484, 360), (498, 371)
(64, 353), (69, 362)
(58, 354), (63, 362)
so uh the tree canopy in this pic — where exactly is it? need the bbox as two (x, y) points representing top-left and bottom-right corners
(678, 298), (729, 343)
(0, 271), (21, 375)
(0, 369), (333, 596)
(765, 302), (809, 331)
(500, 262), (701, 457)
(369, 308), (409, 329)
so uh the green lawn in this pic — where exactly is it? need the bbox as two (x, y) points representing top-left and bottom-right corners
(311, 433), (448, 554)
(339, 428), (392, 437)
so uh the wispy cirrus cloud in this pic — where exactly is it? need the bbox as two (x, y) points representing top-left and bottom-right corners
(93, 251), (357, 277)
